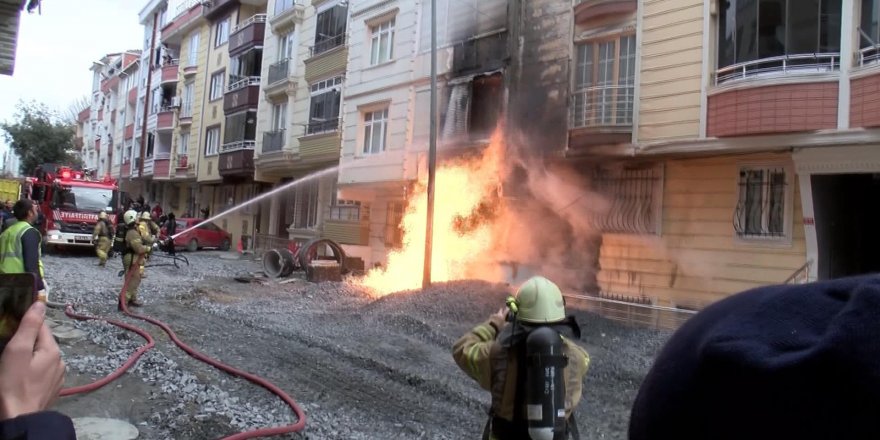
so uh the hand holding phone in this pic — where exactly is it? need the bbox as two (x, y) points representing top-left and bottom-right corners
(0, 274), (37, 345)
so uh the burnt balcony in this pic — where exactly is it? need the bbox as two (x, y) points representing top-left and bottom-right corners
(224, 76), (261, 113)
(262, 130), (285, 153)
(270, 0), (304, 31)
(124, 123), (135, 140)
(218, 141), (255, 177)
(229, 14), (266, 57)
(452, 32), (508, 77)
(157, 107), (176, 132)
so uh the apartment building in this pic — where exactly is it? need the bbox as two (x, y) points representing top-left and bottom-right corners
(253, 0), (349, 248)
(74, 108), (90, 171)
(89, 51), (141, 185)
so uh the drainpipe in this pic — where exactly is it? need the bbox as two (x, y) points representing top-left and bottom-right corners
(140, 11), (159, 179)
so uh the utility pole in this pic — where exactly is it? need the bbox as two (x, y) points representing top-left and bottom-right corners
(422, 0), (438, 290)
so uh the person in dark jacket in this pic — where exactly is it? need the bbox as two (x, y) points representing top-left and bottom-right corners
(0, 200), (12, 233)
(0, 301), (74, 439)
(164, 212), (177, 255)
(630, 275), (880, 440)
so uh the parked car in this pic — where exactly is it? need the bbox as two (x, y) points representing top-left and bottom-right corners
(159, 218), (232, 252)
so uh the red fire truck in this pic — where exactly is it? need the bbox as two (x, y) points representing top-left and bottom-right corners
(27, 164), (119, 251)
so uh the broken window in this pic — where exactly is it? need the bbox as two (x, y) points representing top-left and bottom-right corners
(442, 73), (503, 141)
(734, 166), (788, 238)
(572, 35), (636, 128)
(591, 165), (662, 235)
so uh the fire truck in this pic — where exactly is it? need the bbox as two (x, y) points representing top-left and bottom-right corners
(27, 164), (120, 251)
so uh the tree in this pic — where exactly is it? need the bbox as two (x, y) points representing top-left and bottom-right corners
(0, 100), (78, 175)
(64, 95), (90, 125)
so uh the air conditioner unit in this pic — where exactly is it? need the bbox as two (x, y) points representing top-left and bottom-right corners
(170, 96), (181, 108)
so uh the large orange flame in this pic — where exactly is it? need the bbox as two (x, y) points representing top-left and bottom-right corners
(360, 132), (508, 296)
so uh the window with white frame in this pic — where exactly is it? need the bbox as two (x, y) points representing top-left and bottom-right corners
(209, 71), (225, 100)
(205, 126), (220, 156)
(215, 17), (230, 47)
(363, 108), (388, 154)
(271, 102), (287, 131)
(278, 31), (295, 60)
(188, 32), (200, 66)
(370, 19), (395, 65)
(288, 179), (319, 229)
(329, 192), (361, 222)
(734, 166), (790, 239)
(179, 132), (189, 155)
(572, 34), (636, 128)
(182, 81), (194, 117)
(307, 76), (343, 135)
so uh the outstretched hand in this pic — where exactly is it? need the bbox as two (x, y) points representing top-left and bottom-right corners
(0, 302), (65, 420)
(492, 307), (508, 322)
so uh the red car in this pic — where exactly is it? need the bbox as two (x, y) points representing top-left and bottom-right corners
(159, 218), (232, 252)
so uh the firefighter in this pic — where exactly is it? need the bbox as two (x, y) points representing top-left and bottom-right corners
(453, 276), (590, 440)
(137, 211), (156, 278)
(121, 209), (147, 307)
(91, 211), (113, 266)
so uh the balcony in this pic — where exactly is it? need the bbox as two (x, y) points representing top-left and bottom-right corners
(203, 0), (237, 21)
(124, 124), (135, 140)
(298, 131), (340, 164)
(309, 34), (346, 58)
(161, 0), (208, 44)
(153, 152), (172, 179)
(270, 0), (304, 32)
(219, 141), (255, 178)
(574, 0), (637, 24)
(224, 76), (261, 113)
(569, 84), (634, 148)
(229, 14), (266, 57)
(305, 118), (340, 136)
(157, 108), (176, 132)
(128, 86), (138, 104)
(265, 59), (299, 98)
(714, 53), (840, 86)
(142, 157), (154, 177)
(160, 60), (179, 84)
(262, 130), (285, 153)
(183, 64), (198, 77)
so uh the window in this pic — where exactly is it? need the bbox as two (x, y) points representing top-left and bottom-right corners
(205, 126), (220, 156)
(209, 71), (225, 101)
(718, 0), (841, 77)
(289, 180), (319, 229)
(363, 108), (388, 154)
(370, 19), (395, 65)
(179, 132), (189, 155)
(150, 87), (162, 114)
(591, 165), (662, 235)
(572, 35), (636, 128)
(278, 31), (295, 60)
(307, 76), (343, 135)
(187, 32), (200, 66)
(271, 102), (287, 131)
(329, 196), (361, 222)
(734, 166), (790, 239)
(182, 81), (194, 117)
(313, 4), (347, 56)
(215, 17), (230, 47)
(223, 110), (257, 145)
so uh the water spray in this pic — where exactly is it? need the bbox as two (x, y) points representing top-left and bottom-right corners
(171, 165), (341, 240)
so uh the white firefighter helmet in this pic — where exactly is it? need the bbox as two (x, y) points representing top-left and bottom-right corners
(123, 210), (138, 225)
(514, 276), (566, 323)
(98, 211), (108, 220)
(140, 211), (152, 221)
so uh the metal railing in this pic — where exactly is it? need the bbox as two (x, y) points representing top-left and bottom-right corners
(262, 130), (286, 152)
(227, 75), (261, 92)
(154, 152), (171, 160)
(268, 59), (290, 85)
(305, 118), (340, 135)
(733, 168), (787, 239)
(220, 140), (256, 153)
(859, 44), (880, 66)
(232, 14), (267, 34)
(309, 34), (346, 57)
(253, 233), (295, 258)
(570, 84), (634, 128)
(715, 53), (840, 85)
(563, 292), (698, 332)
(273, 0), (303, 16)
(784, 260), (814, 284)
(174, 0), (208, 16)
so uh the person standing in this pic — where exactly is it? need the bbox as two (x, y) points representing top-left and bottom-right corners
(91, 211), (114, 267)
(121, 210), (147, 307)
(0, 200), (13, 233)
(0, 199), (47, 301)
(164, 212), (177, 256)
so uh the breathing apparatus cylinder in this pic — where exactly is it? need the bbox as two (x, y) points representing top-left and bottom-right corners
(525, 326), (568, 440)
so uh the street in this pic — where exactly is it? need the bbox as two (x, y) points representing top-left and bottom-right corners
(45, 250), (668, 439)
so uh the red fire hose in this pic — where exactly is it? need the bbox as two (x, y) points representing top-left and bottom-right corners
(58, 254), (306, 439)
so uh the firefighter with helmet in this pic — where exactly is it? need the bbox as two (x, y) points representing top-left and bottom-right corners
(121, 209), (148, 307)
(92, 211), (114, 266)
(137, 211), (157, 278)
(453, 276), (590, 440)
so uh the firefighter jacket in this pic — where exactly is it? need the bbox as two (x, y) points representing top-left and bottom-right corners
(453, 316), (591, 424)
(93, 219), (112, 240)
(123, 227), (148, 269)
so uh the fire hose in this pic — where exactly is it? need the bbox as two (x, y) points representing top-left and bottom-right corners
(51, 254), (307, 439)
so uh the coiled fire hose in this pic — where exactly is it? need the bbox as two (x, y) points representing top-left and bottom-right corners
(51, 254), (307, 439)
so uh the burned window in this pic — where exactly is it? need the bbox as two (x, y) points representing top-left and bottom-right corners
(385, 201), (404, 249)
(442, 73), (503, 141)
(591, 165), (662, 235)
(734, 166), (789, 239)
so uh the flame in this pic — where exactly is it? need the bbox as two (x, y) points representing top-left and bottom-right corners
(360, 132), (508, 296)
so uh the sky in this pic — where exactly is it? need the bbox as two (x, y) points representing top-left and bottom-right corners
(0, 0), (146, 164)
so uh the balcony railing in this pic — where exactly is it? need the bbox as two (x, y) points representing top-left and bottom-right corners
(309, 34), (346, 57)
(262, 130), (285, 152)
(570, 84), (634, 128)
(715, 53), (840, 85)
(176, 154), (189, 169)
(268, 59), (290, 85)
(306, 118), (340, 135)
(859, 44), (880, 66)
(232, 13), (266, 34)
(273, 0), (302, 16)
(227, 75), (261, 92)
(220, 140), (256, 153)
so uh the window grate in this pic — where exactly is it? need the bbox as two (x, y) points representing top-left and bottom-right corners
(591, 166), (661, 235)
(734, 167), (788, 238)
